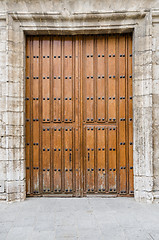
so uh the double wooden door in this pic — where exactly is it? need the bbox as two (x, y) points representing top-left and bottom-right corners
(26, 34), (133, 196)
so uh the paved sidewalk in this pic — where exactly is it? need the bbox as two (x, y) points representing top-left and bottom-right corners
(0, 197), (159, 240)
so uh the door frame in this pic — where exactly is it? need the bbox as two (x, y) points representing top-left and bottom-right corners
(5, 11), (153, 202)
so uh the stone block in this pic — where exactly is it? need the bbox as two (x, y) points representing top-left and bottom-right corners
(134, 79), (152, 96)
(6, 180), (25, 194)
(0, 52), (6, 67)
(133, 95), (152, 108)
(2, 112), (24, 126)
(6, 125), (24, 137)
(135, 36), (152, 52)
(153, 50), (159, 65)
(0, 148), (6, 161)
(7, 160), (25, 181)
(0, 161), (6, 180)
(134, 64), (152, 80)
(153, 64), (159, 80)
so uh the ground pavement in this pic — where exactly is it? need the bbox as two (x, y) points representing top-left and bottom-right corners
(0, 197), (159, 240)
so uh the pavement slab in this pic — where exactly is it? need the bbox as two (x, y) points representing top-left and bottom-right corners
(0, 197), (159, 240)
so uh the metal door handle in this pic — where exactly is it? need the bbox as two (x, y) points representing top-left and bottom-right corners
(88, 152), (90, 161)
(69, 153), (71, 162)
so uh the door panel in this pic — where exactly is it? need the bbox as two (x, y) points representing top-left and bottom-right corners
(26, 34), (133, 196)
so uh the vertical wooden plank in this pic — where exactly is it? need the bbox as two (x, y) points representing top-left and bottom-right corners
(52, 36), (62, 122)
(85, 126), (95, 193)
(63, 36), (74, 123)
(42, 127), (51, 192)
(108, 35), (116, 123)
(64, 127), (73, 193)
(83, 36), (95, 122)
(32, 37), (40, 194)
(52, 127), (62, 193)
(128, 35), (134, 194)
(26, 37), (31, 195)
(118, 35), (127, 194)
(96, 126), (106, 192)
(41, 37), (51, 123)
(74, 36), (80, 196)
(108, 127), (117, 193)
(96, 35), (106, 122)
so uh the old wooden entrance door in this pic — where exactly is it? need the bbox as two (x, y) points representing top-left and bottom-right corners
(26, 34), (133, 196)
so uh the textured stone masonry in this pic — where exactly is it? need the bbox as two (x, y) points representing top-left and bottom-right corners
(0, 0), (159, 202)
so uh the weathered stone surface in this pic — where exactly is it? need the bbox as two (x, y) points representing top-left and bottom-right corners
(0, 0), (159, 203)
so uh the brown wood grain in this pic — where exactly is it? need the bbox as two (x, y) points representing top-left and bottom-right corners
(26, 34), (133, 196)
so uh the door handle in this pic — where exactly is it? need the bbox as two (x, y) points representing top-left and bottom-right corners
(69, 153), (71, 162)
(88, 152), (90, 161)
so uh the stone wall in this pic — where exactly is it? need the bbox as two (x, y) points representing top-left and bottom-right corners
(0, 0), (159, 202)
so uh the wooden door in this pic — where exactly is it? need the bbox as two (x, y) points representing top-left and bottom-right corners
(26, 34), (133, 196)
